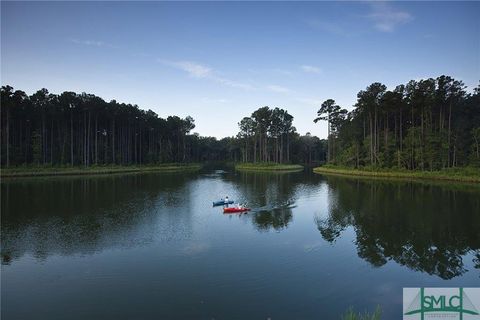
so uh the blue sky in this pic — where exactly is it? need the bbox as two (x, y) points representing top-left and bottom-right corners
(1, 1), (479, 138)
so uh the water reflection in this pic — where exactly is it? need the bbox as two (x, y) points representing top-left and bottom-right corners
(2, 170), (480, 320)
(1, 172), (197, 264)
(253, 208), (293, 231)
(315, 176), (480, 279)
(226, 171), (317, 231)
(2, 169), (479, 281)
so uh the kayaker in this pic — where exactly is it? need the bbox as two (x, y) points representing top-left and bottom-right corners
(224, 196), (229, 204)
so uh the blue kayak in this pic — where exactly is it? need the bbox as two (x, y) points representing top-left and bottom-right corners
(213, 199), (234, 206)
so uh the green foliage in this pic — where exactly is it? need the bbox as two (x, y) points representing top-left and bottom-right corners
(314, 99), (348, 162)
(1, 85), (200, 167)
(471, 127), (480, 166)
(237, 106), (325, 165)
(0, 163), (202, 177)
(335, 143), (360, 167)
(341, 306), (382, 320)
(313, 166), (480, 183)
(0, 85), (330, 169)
(324, 76), (479, 171)
(31, 131), (42, 164)
(235, 162), (303, 172)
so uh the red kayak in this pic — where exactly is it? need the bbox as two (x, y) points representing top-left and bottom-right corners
(223, 207), (251, 213)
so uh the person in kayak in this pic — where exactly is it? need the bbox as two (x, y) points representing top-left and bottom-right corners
(224, 196), (229, 205)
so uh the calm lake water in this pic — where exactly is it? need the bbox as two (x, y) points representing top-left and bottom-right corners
(1, 168), (479, 319)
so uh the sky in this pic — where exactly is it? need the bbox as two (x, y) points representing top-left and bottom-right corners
(1, 1), (479, 139)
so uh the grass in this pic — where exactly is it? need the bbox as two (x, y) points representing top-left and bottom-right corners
(0, 163), (202, 178)
(341, 306), (382, 320)
(235, 162), (304, 172)
(313, 165), (480, 183)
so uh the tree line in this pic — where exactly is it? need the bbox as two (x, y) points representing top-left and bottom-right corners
(0, 86), (200, 167)
(1, 86), (327, 167)
(315, 76), (480, 170)
(237, 106), (326, 165)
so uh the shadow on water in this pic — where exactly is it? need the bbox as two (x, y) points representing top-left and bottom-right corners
(315, 175), (480, 279)
(1, 172), (198, 264)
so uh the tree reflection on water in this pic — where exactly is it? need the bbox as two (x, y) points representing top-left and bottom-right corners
(316, 177), (480, 279)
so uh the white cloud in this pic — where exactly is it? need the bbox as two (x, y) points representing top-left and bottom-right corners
(306, 3), (411, 35)
(247, 68), (293, 76)
(306, 19), (350, 37)
(159, 60), (212, 78)
(300, 65), (322, 74)
(366, 2), (413, 32)
(159, 59), (253, 90)
(214, 77), (254, 90)
(69, 38), (118, 48)
(266, 85), (292, 94)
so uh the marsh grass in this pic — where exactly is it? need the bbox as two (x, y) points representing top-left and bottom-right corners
(313, 165), (480, 183)
(235, 162), (304, 172)
(1, 163), (202, 178)
(341, 306), (382, 320)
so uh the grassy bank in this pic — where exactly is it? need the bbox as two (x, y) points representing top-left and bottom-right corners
(313, 165), (480, 183)
(235, 162), (303, 172)
(1, 163), (202, 178)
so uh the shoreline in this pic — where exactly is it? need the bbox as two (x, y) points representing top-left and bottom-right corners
(312, 166), (480, 183)
(0, 164), (202, 178)
(235, 163), (304, 172)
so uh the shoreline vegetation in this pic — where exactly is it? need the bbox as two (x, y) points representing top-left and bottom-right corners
(0, 163), (202, 178)
(235, 162), (304, 172)
(2, 77), (479, 181)
(313, 165), (480, 183)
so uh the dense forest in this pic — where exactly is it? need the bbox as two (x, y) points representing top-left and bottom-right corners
(6, 75), (475, 171)
(315, 76), (480, 170)
(0, 85), (326, 167)
(237, 106), (326, 165)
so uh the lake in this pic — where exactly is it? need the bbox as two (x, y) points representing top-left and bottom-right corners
(1, 168), (479, 319)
